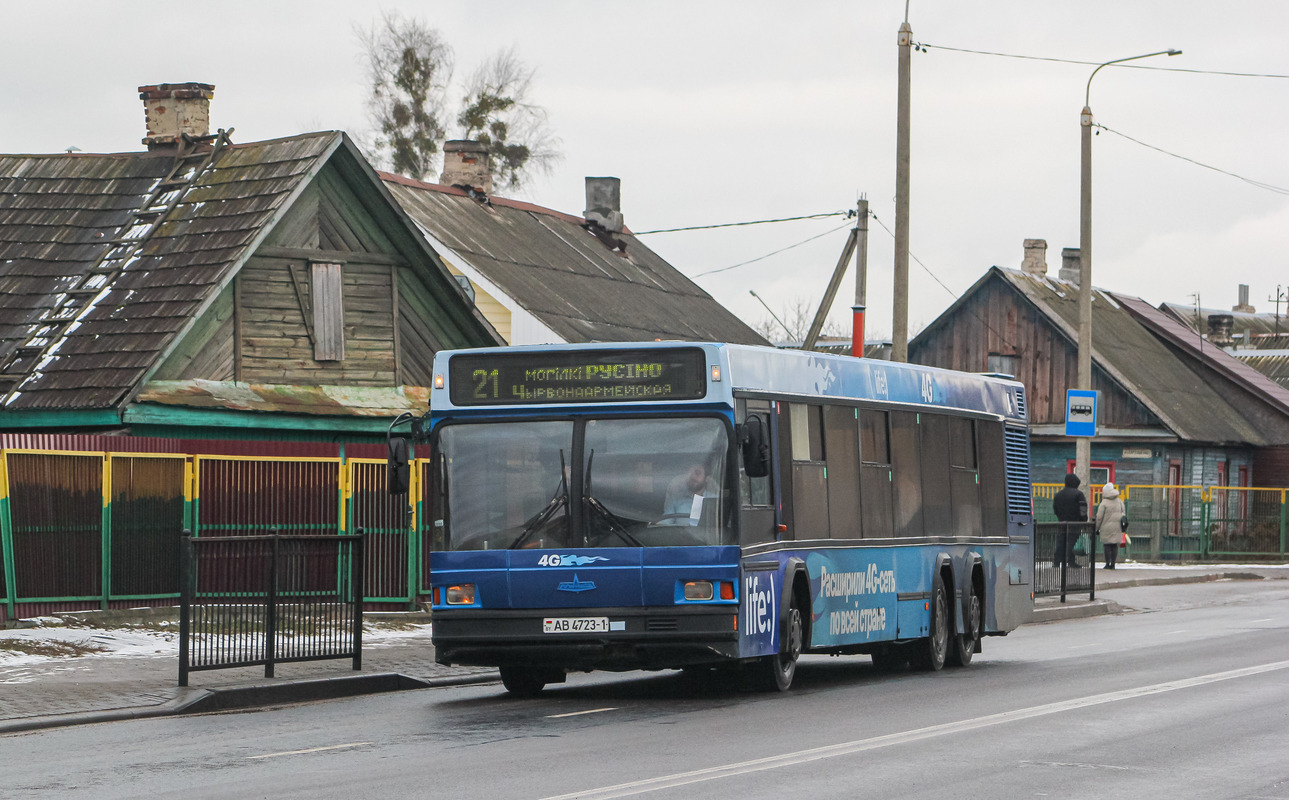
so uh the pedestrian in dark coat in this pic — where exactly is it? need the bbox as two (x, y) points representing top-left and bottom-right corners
(1052, 472), (1088, 567)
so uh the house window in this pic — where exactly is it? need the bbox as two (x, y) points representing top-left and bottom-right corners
(987, 353), (1018, 376)
(1065, 459), (1115, 504)
(311, 262), (345, 361)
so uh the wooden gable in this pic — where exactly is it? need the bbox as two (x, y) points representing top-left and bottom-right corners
(151, 139), (499, 389)
(910, 270), (1157, 430)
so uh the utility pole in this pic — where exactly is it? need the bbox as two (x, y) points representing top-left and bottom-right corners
(892, 18), (912, 363)
(851, 198), (869, 357)
(802, 227), (860, 352)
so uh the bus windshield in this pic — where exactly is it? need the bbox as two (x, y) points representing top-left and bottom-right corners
(435, 417), (731, 550)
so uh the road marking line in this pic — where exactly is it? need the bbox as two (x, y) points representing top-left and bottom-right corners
(1251, 618), (1274, 623)
(547, 707), (619, 718)
(540, 660), (1289, 800)
(247, 742), (371, 760)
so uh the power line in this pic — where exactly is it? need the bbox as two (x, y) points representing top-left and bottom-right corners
(914, 41), (1289, 79)
(691, 222), (854, 277)
(1095, 123), (1289, 195)
(634, 210), (852, 235)
(869, 211), (1024, 353)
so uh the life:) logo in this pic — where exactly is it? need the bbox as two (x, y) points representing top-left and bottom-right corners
(744, 573), (778, 637)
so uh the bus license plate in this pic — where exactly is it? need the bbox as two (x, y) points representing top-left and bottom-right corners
(543, 617), (609, 634)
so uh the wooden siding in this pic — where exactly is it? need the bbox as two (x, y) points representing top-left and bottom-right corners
(237, 256), (395, 385)
(911, 276), (1158, 428)
(151, 285), (234, 381)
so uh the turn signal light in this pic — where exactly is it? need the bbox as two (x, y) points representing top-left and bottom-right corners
(719, 581), (735, 600)
(446, 584), (476, 604)
(683, 580), (714, 601)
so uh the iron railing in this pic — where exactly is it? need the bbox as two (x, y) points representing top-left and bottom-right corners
(1033, 522), (1096, 601)
(178, 529), (365, 686)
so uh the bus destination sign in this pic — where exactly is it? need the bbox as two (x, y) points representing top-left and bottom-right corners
(448, 348), (708, 406)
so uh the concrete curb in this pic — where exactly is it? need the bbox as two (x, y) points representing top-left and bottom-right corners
(0, 671), (504, 735)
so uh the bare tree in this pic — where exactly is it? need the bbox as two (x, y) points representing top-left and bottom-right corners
(752, 296), (849, 344)
(358, 16), (560, 189)
(358, 12), (454, 181)
(458, 47), (561, 191)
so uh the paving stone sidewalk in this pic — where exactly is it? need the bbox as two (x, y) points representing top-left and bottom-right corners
(2, 563), (1283, 732)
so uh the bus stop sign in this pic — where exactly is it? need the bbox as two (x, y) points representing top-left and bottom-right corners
(1065, 389), (1098, 437)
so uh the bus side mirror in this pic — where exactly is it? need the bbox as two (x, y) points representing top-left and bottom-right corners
(388, 436), (410, 495)
(740, 416), (770, 478)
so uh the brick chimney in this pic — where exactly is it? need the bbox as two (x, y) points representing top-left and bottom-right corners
(1021, 239), (1048, 276)
(1233, 283), (1256, 313)
(1207, 313), (1235, 346)
(139, 82), (214, 150)
(1059, 247), (1081, 285)
(439, 140), (493, 194)
(584, 177), (624, 233)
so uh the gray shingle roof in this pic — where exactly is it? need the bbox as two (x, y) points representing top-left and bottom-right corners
(382, 175), (767, 346)
(996, 269), (1267, 445)
(0, 133), (340, 410)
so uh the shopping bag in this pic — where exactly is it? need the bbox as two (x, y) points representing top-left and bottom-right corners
(1122, 532), (1131, 546)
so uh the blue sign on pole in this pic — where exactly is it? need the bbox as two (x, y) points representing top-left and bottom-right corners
(1065, 389), (1098, 437)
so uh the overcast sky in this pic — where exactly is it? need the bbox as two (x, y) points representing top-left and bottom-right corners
(5, 1), (1287, 340)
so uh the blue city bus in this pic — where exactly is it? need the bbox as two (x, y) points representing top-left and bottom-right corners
(394, 342), (1033, 695)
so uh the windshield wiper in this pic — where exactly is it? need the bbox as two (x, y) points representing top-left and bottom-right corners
(510, 449), (568, 549)
(583, 450), (644, 547)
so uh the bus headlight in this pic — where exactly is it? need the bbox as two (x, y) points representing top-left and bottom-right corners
(446, 584), (476, 605)
(683, 581), (714, 601)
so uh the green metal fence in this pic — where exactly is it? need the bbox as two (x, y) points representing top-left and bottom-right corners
(0, 447), (425, 620)
(1033, 483), (1288, 560)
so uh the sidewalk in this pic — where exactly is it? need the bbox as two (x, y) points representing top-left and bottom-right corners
(3, 564), (1285, 734)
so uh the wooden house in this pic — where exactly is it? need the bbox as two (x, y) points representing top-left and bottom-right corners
(908, 242), (1289, 496)
(0, 83), (501, 441)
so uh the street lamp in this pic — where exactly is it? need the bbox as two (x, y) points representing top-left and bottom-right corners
(1075, 49), (1180, 491)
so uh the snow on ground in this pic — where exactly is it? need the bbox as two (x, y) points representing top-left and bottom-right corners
(0, 616), (433, 672)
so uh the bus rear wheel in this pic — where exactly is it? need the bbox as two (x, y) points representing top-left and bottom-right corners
(948, 589), (981, 667)
(911, 572), (949, 672)
(500, 666), (547, 697)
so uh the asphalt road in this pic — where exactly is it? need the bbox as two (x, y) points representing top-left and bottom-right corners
(4, 579), (1287, 800)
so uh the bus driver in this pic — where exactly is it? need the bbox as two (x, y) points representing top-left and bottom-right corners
(660, 463), (717, 525)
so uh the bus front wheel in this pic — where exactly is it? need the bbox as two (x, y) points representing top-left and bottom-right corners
(500, 666), (547, 697)
(911, 572), (949, 672)
(750, 600), (803, 692)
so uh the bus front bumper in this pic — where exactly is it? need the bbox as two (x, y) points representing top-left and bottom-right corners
(432, 606), (741, 671)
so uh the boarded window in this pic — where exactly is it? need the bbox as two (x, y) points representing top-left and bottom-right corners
(312, 262), (345, 361)
(987, 353), (1018, 375)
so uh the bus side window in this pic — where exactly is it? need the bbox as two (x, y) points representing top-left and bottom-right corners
(824, 405), (861, 539)
(789, 403), (828, 539)
(890, 411), (924, 538)
(949, 416), (983, 537)
(860, 409), (893, 538)
(977, 422), (1008, 534)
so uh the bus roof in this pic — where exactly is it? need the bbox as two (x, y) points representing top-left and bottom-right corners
(429, 342), (1027, 422)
